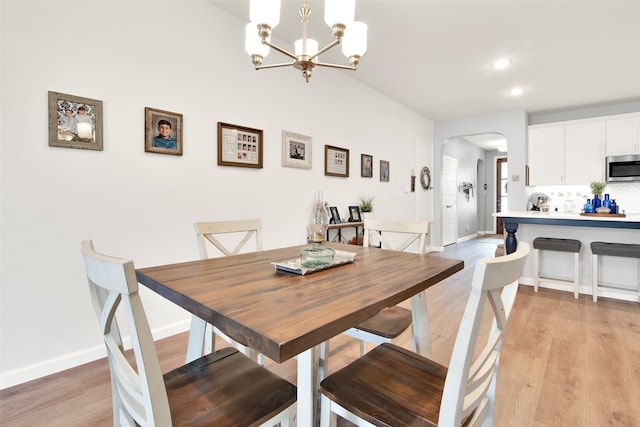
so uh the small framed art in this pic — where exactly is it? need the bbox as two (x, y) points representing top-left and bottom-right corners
(361, 153), (373, 177)
(324, 145), (350, 177)
(282, 130), (312, 169)
(380, 160), (390, 182)
(329, 206), (342, 224)
(348, 205), (362, 222)
(218, 122), (263, 168)
(145, 107), (183, 155)
(48, 91), (103, 150)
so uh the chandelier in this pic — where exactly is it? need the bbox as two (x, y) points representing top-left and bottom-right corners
(245, 0), (368, 82)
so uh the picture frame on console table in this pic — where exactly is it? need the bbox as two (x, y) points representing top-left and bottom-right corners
(218, 122), (263, 168)
(48, 91), (103, 151)
(324, 145), (350, 177)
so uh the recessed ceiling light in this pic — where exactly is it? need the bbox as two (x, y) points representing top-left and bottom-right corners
(493, 58), (511, 69)
(509, 87), (524, 96)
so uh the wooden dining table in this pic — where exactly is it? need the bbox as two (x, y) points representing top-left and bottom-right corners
(136, 242), (463, 426)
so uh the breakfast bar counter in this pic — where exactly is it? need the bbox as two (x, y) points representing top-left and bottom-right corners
(494, 211), (640, 301)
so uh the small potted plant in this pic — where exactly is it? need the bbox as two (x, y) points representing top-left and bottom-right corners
(359, 194), (375, 213)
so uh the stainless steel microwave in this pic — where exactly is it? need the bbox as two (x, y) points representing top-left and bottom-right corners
(606, 154), (640, 183)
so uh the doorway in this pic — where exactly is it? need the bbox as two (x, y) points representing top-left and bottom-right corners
(496, 157), (508, 234)
(442, 155), (458, 246)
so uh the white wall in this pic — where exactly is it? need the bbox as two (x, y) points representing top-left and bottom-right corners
(0, 1), (433, 388)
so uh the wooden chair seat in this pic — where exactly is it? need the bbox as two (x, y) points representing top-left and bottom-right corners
(320, 242), (531, 427)
(354, 306), (413, 339)
(320, 343), (470, 427)
(165, 347), (296, 426)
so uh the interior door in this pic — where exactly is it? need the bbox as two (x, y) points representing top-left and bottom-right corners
(496, 157), (508, 234)
(442, 155), (458, 246)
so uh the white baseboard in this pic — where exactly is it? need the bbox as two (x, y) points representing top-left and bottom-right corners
(457, 233), (478, 243)
(0, 319), (191, 390)
(520, 277), (638, 302)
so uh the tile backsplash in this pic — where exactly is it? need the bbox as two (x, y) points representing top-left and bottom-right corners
(526, 182), (640, 213)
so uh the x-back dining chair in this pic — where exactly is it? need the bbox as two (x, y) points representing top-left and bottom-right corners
(81, 240), (296, 427)
(326, 219), (432, 366)
(319, 241), (530, 427)
(186, 219), (264, 364)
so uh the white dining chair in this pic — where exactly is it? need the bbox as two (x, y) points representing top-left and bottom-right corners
(186, 219), (264, 364)
(324, 219), (432, 369)
(319, 241), (530, 427)
(80, 240), (296, 427)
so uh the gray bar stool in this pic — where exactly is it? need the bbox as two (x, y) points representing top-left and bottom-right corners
(591, 242), (640, 302)
(533, 237), (582, 299)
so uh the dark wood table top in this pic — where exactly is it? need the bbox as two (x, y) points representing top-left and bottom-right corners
(136, 242), (463, 363)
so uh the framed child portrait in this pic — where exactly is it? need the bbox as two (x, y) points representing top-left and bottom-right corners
(361, 153), (373, 178)
(145, 107), (183, 156)
(48, 91), (103, 151)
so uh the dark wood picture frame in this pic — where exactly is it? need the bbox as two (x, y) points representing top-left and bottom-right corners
(48, 91), (103, 151)
(218, 122), (263, 168)
(348, 205), (362, 222)
(329, 206), (342, 224)
(145, 107), (183, 156)
(324, 145), (350, 177)
(380, 160), (390, 182)
(361, 153), (373, 177)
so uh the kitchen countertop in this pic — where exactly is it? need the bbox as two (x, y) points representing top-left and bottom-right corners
(495, 211), (640, 223)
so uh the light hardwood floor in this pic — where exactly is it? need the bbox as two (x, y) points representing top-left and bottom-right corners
(1, 237), (639, 426)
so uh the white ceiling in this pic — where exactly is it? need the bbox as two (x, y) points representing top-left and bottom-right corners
(211, 0), (640, 150)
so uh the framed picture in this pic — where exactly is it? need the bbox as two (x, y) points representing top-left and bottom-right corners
(282, 130), (312, 169)
(361, 153), (373, 177)
(380, 160), (390, 182)
(48, 91), (103, 150)
(329, 206), (342, 224)
(348, 205), (362, 222)
(145, 107), (183, 156)
(218, 122), (263, 168)
(324, 145), (350, 177)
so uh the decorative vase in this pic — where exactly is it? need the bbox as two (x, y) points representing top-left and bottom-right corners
(602, 193), (612, 210)
(583, 199), (594, 213)
(592, 194), (602, 210)
(302, 190), (335, 267)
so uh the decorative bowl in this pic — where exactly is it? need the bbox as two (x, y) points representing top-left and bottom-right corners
(595, 207), (611, 214)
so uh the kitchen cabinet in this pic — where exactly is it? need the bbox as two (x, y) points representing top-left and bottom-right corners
(605, 114), (639, 156)
(528, 120), (606, 186)
(564, 121), (605, 184)
(529, 126), (564, 185)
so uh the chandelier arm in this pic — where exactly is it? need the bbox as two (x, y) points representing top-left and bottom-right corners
(261, 40), (298, 61)
(255, 61), (297, 70)
(307, 38), (340, 62)
(314, 62), (356, 71)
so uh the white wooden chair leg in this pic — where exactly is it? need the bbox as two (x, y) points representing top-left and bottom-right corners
(573, 252), (580, 299)
(320, 395), (338, 427)
(410, 290), (432, 358)
(319, 340), (329, 382)
(186, 316), (208, 363)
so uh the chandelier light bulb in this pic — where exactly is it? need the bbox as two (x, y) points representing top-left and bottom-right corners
(493, 58), (511, 69)
(509, 87), (524, 96)
(245, 23), (270, 58)
(249, 0), (280, 28)
(295, 38), (319, 59)
(324, 0), (355, 28)
(342, 21), (367, 57)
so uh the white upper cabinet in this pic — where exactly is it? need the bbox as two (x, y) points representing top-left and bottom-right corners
(564, 121), (605, 184)
(528, 126), (565, 186)
(605, 114), (639, 156)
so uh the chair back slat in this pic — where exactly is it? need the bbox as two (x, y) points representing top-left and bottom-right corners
(363, 219), (431, 254)
(195, 219), (263, 259)
(439, 242), (530, 426)
(81, 240), (172, 427)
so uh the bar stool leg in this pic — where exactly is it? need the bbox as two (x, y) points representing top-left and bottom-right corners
(534, 248), (540, 293)
(592, 254), (599, 302)
(573, 252), (580, 299)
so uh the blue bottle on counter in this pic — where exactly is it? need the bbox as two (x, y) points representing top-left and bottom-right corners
(592, 195), (602, 209)
(602, 194), (612, 210)
(584, 199), (594, 213)
(611, 199), (618, 214)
